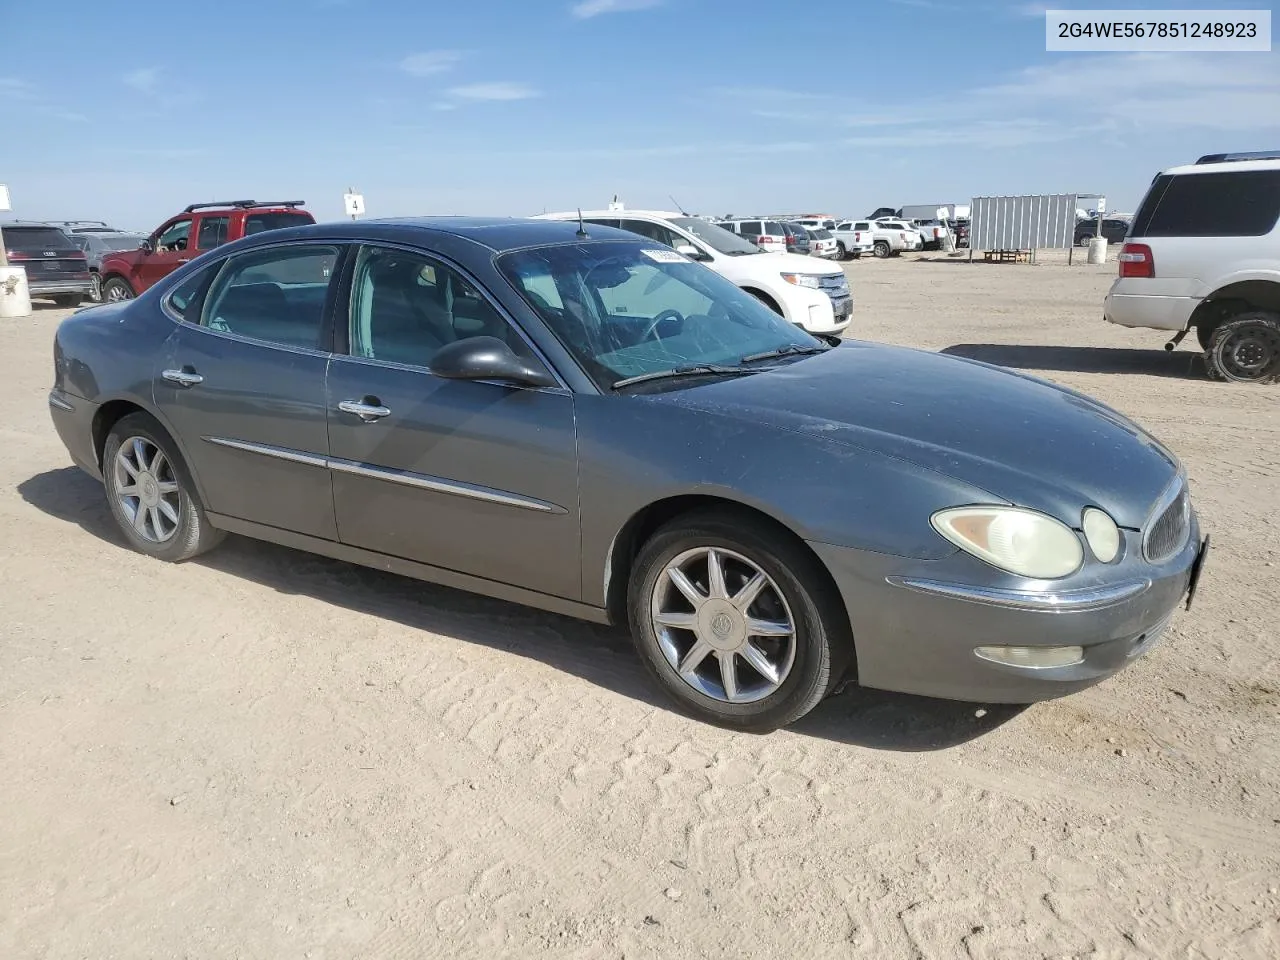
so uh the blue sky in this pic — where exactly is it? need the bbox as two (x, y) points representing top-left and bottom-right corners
(2, 0), (1277, 229)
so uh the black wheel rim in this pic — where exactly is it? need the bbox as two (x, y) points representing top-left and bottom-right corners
(1216, 322), (1280, 382)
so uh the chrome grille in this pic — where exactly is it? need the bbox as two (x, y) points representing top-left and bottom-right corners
(1143, 481), (1191, 563)
(818, 274), (850, 300)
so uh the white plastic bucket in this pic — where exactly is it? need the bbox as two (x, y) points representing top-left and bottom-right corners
(1086, 237), (1108, 265)
(0, 266), (33, 318)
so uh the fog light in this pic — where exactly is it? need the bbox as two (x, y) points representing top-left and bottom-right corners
(974, 645), (1085, 668)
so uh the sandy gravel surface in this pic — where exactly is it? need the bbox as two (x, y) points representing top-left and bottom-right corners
(2, 255), (1278, 959)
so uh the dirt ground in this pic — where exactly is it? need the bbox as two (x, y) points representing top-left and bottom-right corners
(2, 254), (1278, 960)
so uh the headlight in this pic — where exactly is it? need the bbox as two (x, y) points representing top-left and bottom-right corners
(932, 506), (1083, 579)
(1082, 507), (1121, 563)
(780, 272), (822, 289)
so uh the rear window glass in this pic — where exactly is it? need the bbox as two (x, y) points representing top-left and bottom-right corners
(1134, 170), (1280, 238)
(243, 212), (314, 236)
(765, 222), (785, 236)
(3, 227), (74, 249)
(812, 229), (832, 239)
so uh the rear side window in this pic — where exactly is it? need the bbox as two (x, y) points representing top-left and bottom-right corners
(738, 221), (761, 235)
(243, 212), (314, 236)
(197, 216), (230, 250)
(202, 244), (339, 349)
(1134, 170), (1280, 238)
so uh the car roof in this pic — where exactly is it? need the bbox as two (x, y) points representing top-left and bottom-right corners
(1163, 157), (1280, 176)
(536, 209), (686, 221)
(240, 216), (646, 253)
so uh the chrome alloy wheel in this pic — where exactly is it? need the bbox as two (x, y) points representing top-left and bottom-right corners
(650, 546), (797, 704)
(113, 436), (181, 543)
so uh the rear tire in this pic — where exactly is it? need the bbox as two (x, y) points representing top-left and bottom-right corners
(873, 240), (890, 259)
(103, 413), (225, 562)
(101, 277), (135, 302)
(627, 510), (852, 732)
(1204, 312), (1280, 384)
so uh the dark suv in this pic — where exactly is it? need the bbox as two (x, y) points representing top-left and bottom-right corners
(1075, 217), (1131, 245)
(98, 200), (315, 301)
(0, 223), (93, 306)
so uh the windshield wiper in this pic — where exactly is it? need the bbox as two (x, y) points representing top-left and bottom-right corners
(738, 343), (831, 364)
(611, 364), (756, 390)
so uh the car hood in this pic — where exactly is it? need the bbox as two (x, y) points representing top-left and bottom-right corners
(651, 342), (1179, 529)
(731, 250), (841, 277)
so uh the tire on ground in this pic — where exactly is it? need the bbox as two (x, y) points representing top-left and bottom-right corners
(1204, 311), (1280, 385)
(627, 509), (853, 732)
(102, 412), (225, 562)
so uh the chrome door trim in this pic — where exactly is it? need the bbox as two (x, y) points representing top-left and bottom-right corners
(202, 437), (564, 514)
(203, 436), (329, 469)
(328, 456), (566, 514)
(337, 399), (392, 421)
(48, 391), (76, 411)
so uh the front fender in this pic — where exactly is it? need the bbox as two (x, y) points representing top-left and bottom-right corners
(575, 395), (992, 607)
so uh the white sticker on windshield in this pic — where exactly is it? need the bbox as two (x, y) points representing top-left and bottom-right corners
(641, 248), (689, 263)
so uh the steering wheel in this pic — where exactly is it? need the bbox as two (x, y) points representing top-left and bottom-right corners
(640, 308), (685, 343)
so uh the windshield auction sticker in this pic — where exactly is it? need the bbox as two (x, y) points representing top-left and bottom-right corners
(1045, 9), (1271, 51)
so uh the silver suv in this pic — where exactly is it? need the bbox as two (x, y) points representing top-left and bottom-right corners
(1103, 152), (1280, 384)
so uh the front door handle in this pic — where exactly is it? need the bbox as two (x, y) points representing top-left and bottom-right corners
(161, 368), (204, 387)
(338, 399), (391, 422)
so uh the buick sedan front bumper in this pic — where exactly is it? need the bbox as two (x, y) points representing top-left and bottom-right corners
(808, 516), (1204, 703)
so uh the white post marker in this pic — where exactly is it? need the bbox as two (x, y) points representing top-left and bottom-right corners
(0, 183), (11, 268)
(344, 189), (366, 221)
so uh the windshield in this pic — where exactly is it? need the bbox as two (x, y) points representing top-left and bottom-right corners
(670, 217), (760, 256)
(498, 241), (821, 390)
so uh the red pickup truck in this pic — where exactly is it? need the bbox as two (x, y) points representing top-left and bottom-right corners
(98, 200), (315, 301)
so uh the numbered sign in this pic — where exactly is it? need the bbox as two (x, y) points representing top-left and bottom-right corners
(343, 192), (366, 217)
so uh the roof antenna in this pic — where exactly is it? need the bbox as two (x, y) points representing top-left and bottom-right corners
(576, 208), (589, 239)
(670, 195), (689, 216)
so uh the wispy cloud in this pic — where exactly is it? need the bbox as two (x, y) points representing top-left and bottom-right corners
(719, 52), (1280, 147)
(0, 77), (38, 101)
(447, 82), (541, 101)
(570, 0), (663, 19)
(399, 50), (463, 77)
(123, 67), (161, 95)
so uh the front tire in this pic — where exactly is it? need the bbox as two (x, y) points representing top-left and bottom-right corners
(873, 240), (890, 259)
(103, 413), (224, 562)
(627, 511), (851, 732)
(1204, 312), (1280, 384)
(836, 241), (848, 260)
(101, 277), (135, 302)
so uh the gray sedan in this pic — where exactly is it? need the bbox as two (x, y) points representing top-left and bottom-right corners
(47, 218), (1209, 731)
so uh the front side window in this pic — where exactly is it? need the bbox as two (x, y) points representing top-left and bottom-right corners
(155, 219), (192, 253)
(348, 245), (526, 368)
(670, 218), (760, 256)
(499, 241), (820, 389)
(619, 218), (682, 249)
(196, 216), (230, 250)
(201, 244), (338, 349)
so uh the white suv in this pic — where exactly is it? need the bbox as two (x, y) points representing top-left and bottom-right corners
(534, 209), (852, 334)
(1103, 152), (1280, 384)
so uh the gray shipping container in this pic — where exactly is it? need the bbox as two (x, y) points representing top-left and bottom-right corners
(968, 194), (1079, 251)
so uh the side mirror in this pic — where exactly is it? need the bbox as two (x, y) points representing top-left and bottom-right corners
(141, 238), (155, 254)
(428, 336), (556, 388)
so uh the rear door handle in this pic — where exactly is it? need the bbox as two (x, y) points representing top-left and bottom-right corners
(338, 399), (391, 422)
(161, 368), (204, 387)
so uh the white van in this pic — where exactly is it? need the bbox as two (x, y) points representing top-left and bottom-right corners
(535, 208), (852, 334)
